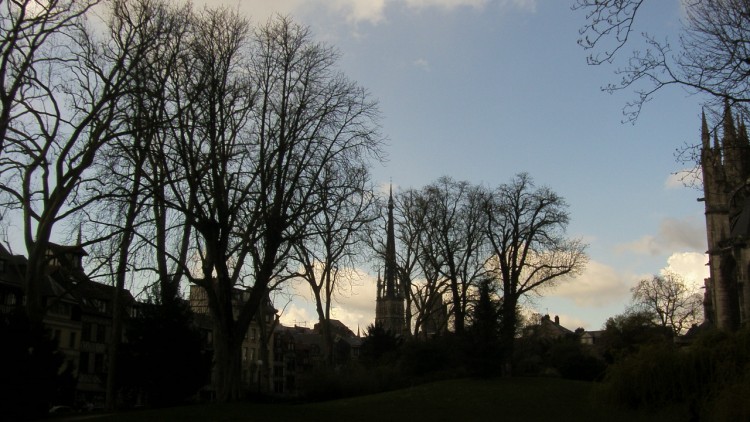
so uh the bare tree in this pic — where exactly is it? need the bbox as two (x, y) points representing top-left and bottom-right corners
(0, 0), (99, 154)
(417, 177), (489, 334)
(631, 272), (703, 335)
(153, 13), (382, 401)
(154, 7), (255, 402)
(392, 188), (433, 337)
(290, 164), (377, 363)
(574, 0), (750, 121)
(411, 250), (450, 337)
(484, 173), (587, 374)
(80, 0), (193, 409)
(0, 0), (154, 321)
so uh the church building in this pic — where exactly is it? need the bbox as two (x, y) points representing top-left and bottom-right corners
(375, 186), (406, 335)
(700, 103), (750, 330)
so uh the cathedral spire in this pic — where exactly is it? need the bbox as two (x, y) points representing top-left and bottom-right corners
(384, 184), (398, 298)
(702, 109), (710, 151)
(375, 182), (406, 335)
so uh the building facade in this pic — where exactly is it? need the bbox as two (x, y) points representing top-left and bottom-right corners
(188, 284), (278, 396)
(0, 243), (135, 406)
(700, 104), (750, 330)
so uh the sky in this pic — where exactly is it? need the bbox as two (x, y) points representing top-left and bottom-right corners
(191, 0), (708, 332)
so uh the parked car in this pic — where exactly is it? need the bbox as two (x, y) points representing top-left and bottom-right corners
(49, 405), (74, 414)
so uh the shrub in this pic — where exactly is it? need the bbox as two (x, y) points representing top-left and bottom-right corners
(600, 327), (750, 418)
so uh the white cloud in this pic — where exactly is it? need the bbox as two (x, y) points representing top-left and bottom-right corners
(665, 167), (701, 189)
(661, 251), (708, 290)
(276, 268), (377, 332)
(196, 0), (536, 27)
(324, 0), (388, 25)
(554, 313), (589, 331)
(193, 0), (300, 22)
(500, 0), (537, 13)
(550, 260), (633, 307)
(331, 271), (378, 330)
(404, 0), (489, 10)
(278, 302), (315, 328)
(617, 216), (706, 256)
(413, 58), (431, 72)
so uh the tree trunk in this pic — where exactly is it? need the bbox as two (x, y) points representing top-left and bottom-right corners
(213, 323), (243, 402)
(499, 295), (517, 377)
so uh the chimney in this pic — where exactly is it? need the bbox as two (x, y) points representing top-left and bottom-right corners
(554, 315), (560, 325)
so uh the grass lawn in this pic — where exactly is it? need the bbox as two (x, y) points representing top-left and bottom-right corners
(70, 378), (688, 422)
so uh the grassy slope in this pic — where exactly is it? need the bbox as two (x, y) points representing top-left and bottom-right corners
(84, 378), (688, 422)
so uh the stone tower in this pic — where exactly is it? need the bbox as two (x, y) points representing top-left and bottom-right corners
(375, 185), (406, 335)
(700, 103), (750, 330)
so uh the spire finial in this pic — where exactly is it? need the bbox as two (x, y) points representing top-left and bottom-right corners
(702, 109), (710, 150)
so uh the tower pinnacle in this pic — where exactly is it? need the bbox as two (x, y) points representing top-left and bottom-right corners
(384, 184), (398, 298)
(375, 183), (405, 335)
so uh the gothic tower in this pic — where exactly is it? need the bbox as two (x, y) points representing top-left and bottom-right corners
(700, 103), (750, 330)
(375, 185), (406, 335)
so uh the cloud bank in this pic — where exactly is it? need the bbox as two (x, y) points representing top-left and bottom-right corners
(617, 216), (706, 256)
(197, 0), (536, 27)
(551, 260), (633, 307)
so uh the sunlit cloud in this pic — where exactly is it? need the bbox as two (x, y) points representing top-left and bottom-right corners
(500, 0), (537, 13)
(665, 167), (701, 189)
(660, 251), (708, 290)
(278, 302), (315, 328)
(277, 267), (377, 332)
(555, 313), (589, 331)
(617, 216), (706, 256)
(194, 0), (536, 27)
(325, 0), (388, 25)
(404, 0), (489, 10)
(551, 260), (632, 307)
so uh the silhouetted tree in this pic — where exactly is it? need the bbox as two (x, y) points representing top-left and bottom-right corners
(467, 278), (502, 376)
(0, 0), (98, 155)
(574, 0), (750, 121)
(484, 173), (587, 375)
(151, 13), (382, 401)
(631, 272), (704, 335)
(0, 311), (74, 420)
(417, 177), (489, 334)
(81, 0), (194, 409)
(0, 0), (156, 322)
(599, 310), (673, 364)
(290, 165), (378, 364)
(118, 299), (211, 407)
(360, 323), (402, 366)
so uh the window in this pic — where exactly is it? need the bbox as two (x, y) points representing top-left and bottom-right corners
(94, 354), (104, 374)
(96, 324), (106, 343)
(68, 332), (76, 349)
(242, 348), (248, 362)
(274, 380), (283, 394)
(79, 352), (89, 373)
(82, 323), (91, 341)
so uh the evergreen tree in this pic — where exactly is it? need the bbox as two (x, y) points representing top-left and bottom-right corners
(360, 323), (402, 366)
(468, 279), (502, 376)
(0, 311), (74, 420)
(118, 300), (211, 406)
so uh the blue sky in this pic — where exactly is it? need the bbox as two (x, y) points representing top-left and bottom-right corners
(200, 0), (708, 332)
